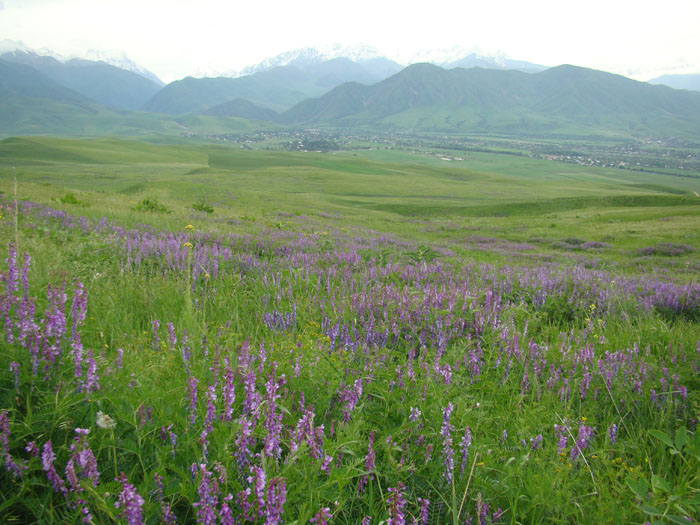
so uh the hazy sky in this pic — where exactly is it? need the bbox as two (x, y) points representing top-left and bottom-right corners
(1, 0), (699, 82)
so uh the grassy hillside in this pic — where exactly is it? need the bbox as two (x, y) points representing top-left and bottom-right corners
(1, 137), (698, 266)
(203, 98), (279, 120)
(144, 66), (328, 114)
(281, 63), (700, 138)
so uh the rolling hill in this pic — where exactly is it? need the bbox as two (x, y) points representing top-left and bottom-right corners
(279, 63), (700, 138)
(143, 66), (326, 114)
(203, 98), (278, 121)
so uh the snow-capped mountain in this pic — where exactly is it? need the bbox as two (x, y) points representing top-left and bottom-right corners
(231, 43), (386, 78)
(0, 40), (163, 85)
(0, 39), (62, 60)
(82, 49), (164, 85)
(223, 43), (547, 80)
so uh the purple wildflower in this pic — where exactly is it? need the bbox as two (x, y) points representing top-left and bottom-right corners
(554, 423), (568, 453)
(83, 350), (99, 393)
(460, 426), (472, 476)
(204, 385), (217, 433)
(115, 472), (145, 525)
(250, 465), (266, 517)
(357, 430), (376, 494)
(416, 498), (430, 525)
(310, 507), (332, 524)
(441, 403), (455, 484)
(220, 493), (235, 525)
(137, 405), (152, 429)
(242, 371), (261, 418)
(42, 440), (67, 495)
(264, 477), (286, 524)
(608, 424), (618, 445)
(0, 411), (26, 477)
(167, 321), (177, 348)
(234, 417), (254, 474)
(9, 362), (19, 390)
(530, 434), (543, 450)
(186, 375), (199, 425)
(193, 463), (219, 525)
(153, 473), (177, 524)
(263, 372), (283, 460)
(320, 453), (333, 475)
(570, 424), (595, 461)
(25, 441), (39, 457)
(151, 319), (160, 349)
(409, 407), (421, 422)
(222, 357), (235, 421)
(386, 482), (406, 525)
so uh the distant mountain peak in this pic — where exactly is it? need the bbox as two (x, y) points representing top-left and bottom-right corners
(0, 39), (62, 59)
(226, 43), (547, 81)
(80, 49), (163, 85)
(232, 43), (386, 78)
(0, 40), (162, 85)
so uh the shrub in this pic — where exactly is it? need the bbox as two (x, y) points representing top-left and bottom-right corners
(132, 196), (172, 214)
(192, 199), (214, 214)
(58, 192), (88, 207)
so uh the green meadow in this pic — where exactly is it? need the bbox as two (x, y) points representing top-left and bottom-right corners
(0, 135), (699, 524)
(1, 136), (698, 270)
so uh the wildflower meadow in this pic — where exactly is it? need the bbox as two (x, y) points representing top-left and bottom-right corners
(1, 148), (699, 524)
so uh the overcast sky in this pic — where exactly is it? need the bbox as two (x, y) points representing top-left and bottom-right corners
(1, 0), (699, 83)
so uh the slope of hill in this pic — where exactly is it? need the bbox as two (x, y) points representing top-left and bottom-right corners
(203, 98), (278, 120)
(144, 66), (328, 114)
(1, 50), (163, 111)
(649, 73), (700, 92)
(279, 63), (700, 138)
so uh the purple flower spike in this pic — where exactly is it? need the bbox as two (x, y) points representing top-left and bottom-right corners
(115, 472), (145, 525)
(310, 507), (332, 524)
(386, 482), (406, 525)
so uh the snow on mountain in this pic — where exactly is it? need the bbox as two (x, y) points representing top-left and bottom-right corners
(81, 49), (164, 85)
(0, 40), (163, 85)
(0, 39), (62, 59)
(231, 43), (386, 77)
(224, 43), (544, 80)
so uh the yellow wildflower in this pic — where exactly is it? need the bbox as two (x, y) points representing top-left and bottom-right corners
(185, 224), (194, 230)
(184, 242), (193, 248)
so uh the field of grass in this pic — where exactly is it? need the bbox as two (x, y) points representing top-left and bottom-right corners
(0, 136), (699, 523)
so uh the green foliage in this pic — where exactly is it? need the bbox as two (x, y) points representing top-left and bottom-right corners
(627, 429), (700, 523)
(131, 195), (172, 214)
(58, 192), (89, 207)
(406, 244), (441, 264)
(191, 199), (214, 214)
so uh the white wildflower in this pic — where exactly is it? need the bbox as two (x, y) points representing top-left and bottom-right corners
(96, 411), (116, 429)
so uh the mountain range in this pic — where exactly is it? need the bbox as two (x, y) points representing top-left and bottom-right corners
(1, 49), (163, 111)
(277, 63), (700, 137)
(2, 40), (700, 140)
